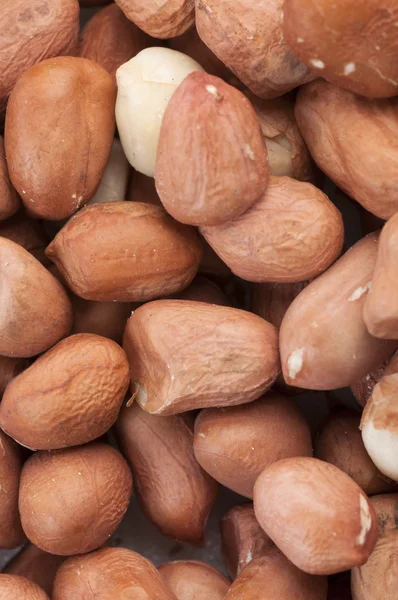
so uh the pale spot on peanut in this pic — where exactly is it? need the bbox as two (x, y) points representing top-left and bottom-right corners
(287, 348), (304, 380)
(344, 62), (356, 75)
(310, 59), (325, 69)
(357, 495), (372, 546)
(348, 282), (372, 302)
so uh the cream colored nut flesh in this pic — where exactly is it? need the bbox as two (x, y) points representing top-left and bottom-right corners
(116, 47), (204, 177)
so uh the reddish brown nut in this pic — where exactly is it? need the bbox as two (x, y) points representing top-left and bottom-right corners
(0, 575), (50, 600)
(221, 504), (274, 578)
(0, 356), (27, 396)
(115, 402), (218, 544)
(364, 214), (398, 338)
(194, 393), (312, 498)
(295, 80), (398, 220)
(195, 0), (314, 99)
(46, 202), (202, 302)
(0, 334), (129, 450)
(0, 137), (20, 220)
(0, 430), (25, 549)
(168, 28), (235, 81)
(0, 1), (79, 116)
(351, 494), (398, 600)
(127, 170), (163, 205)
(254, 457), (378, 574)
(19, 444), (132, 555)
(315, 409), (395, 496)
(4, 545), (65, 597)
(251, 281), (309, 329)
(156, 72), (269, 227)
(71, 296), (131, 343)
(53, 547), (177, 600)
(123, 300), (280, 415)
(0, 238), (72, 358)
(280, 233), (397, 390)
(79, 3), (150, 83)
(199, 237), (232, 282)
(177, 276), (230, 305)
(5, 57), (116, 220)
(351, 359), (389, 408)
(284, 0), (398, 98)
(159, 561), (229, 600)
(245, 92), (312, 181)
(0, 211), (49, 265)
(225, 551), (328, 600)
(201, 176), (343, 283)
(114, 0), (195, 38)
(361, 350), (398, 482)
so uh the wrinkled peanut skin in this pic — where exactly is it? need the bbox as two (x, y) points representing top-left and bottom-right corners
(123, 300), (280, 415)
(0, 430), (25, 549)
(115, 402), (218, 545)
(53, 547), (178, 600)
(159, 561), (230, 600)
(4, 545), (65, 597)
(115, 0), (195, 38)
(0, 575), (50, 600)
(254, 457), (378, 575)
(19, 444), (132, 556)
(295, 80), (398, 220)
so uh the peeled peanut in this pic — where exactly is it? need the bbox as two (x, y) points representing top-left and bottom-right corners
(0, 211), (49, 265)
(201, 176), (343, 283)
(251, 281), (309, 329)
(194, 393), (312, 498)
(284, 0), (398, 98)
(19, 444), (132, 555)
(0, 430), (25, 549)
(352, 493), (398, 600)
(361, 350), (398, 481)
(115, 0), (195, 38)
(245, 92), (312, 181)
(254, 457), (378, 574)
(221, 504), (274, 578)
(195, 0), (314, 99)
(0, 356), (27, 396)
(0, 137), (20, 220)
(5, 57), (116, 220)
(315, 409), (395, 495)
(86, 139), (130, 206)
(295, 80), (398, 220)
(71, 296), (131, 342)
(225, 551), (328, 600)
(123, 300), (280, 415)
(0, 575), (49, 600)
(155, 72), (269, 226)
(280, 233), (397, 390)
(53, 547), (177, 600)
(351, 359), (389, 408)
(159, 561), (230, 600)
(0, 333), (129, 450)
(178, 276), (230, 305)
(116, 48), (204, 177)
(115, 402), (218, 544)
(4, 545), (65, 597)
(46, 202), (202, 302)
(79, 3), (150, 82)
(364, 213), (398, 338)
(0, 0), (79, 115)
(0, 238), (72, 358)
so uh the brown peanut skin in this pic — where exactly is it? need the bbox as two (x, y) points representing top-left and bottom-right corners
(0, 211), (49, 266)
(79, 3), (151, 83)
(254, 457), (378, 575)
(280, 233), (397, 390)
(159, 561), (230, 600)
(4, 545), (65, 597)
(295, 80), (398, 220)
(351, 359), (389, 408)
(0, 333), (130, 450)
(315, 409), (395, 495)
(251, 281), (309, 329)
(221, 503), (274, 579)
(0, 575), (50, 600)
(156, 72), (269, 227)
(364, 213), (398, 338)
(195, 0), (314, 99)
(177, 276), (230, 306)
(46, 202), (202, 302)
(53, 547), (178, 600)
(19, 444), (132, 556)
(114, 0), (195, 39)
(0, 237), (72, 358)
(225, 552), (328, 600)
(284, 0), (398, 98)
(0, 430), (25, 549)
(201, 176), (343, 283)
(115, 402), (218, 545)
(0, 356), (27, 396)
(0, 0), (79, 116)
(71, 296), (132, 343)
(193, 393), (312, 498)
(0, 137), (20, 221)
(5, 57), (116, 220)
(351, 494), (398, 600)
(123, 300), (280, 415)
